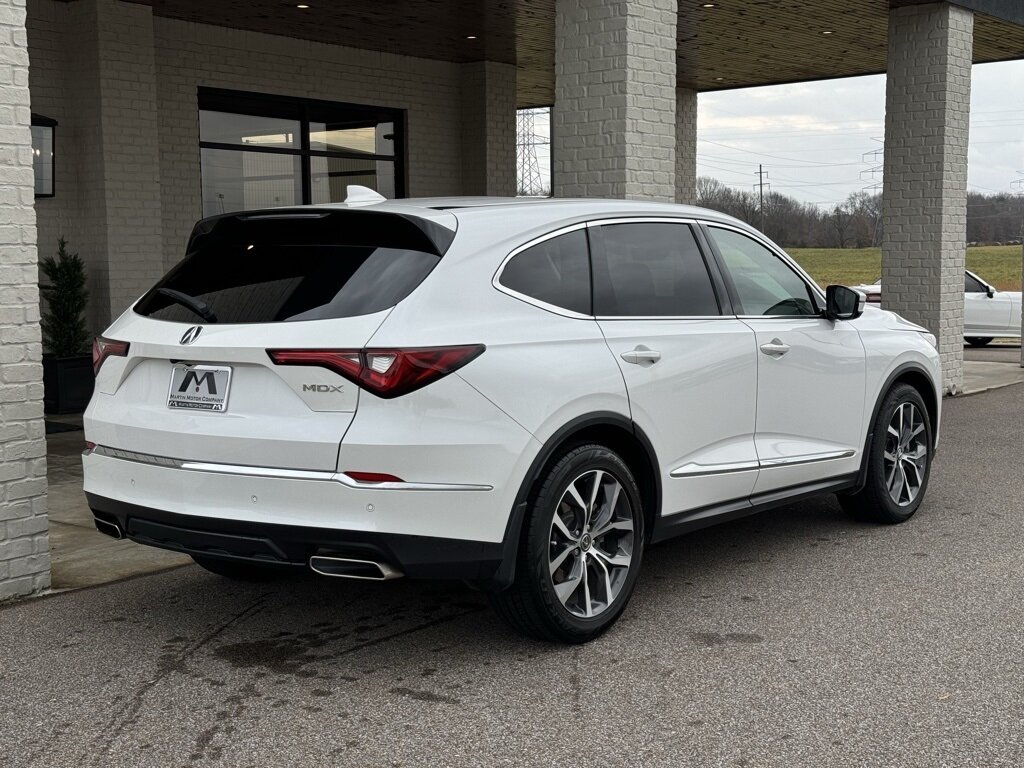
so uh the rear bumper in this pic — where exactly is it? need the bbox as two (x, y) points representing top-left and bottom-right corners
(88, 493), (505, 581)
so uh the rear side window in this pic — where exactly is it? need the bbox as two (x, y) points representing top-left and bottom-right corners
(591, 223), (719, 317)
(499, 229), (591, 315)
(135, 213), (445, 323)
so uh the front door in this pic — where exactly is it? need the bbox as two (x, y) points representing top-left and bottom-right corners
(589, 220), (759, 517)
(705, 225), (866, 495)
(964, 271), (1012, 336)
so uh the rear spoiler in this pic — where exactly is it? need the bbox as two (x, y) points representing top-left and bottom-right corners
(186, 208), (457, 257)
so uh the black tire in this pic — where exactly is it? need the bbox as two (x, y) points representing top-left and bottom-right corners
(191, 555), (285, 581)
(966, 337), (993, 347)
(490, 444), (645, 643)
(838, 383), (933, 524)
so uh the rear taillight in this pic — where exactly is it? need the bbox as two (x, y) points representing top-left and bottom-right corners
(268, 345), (484, 399)
(92, 336), (129, 376)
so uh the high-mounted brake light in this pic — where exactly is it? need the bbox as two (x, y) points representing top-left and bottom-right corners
(267, 345), (484, 399)
(92, 336), (130, 376)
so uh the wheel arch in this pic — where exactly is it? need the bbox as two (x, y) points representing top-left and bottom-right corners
(853, 361), (939, 494)
(487, 412), (661, 590)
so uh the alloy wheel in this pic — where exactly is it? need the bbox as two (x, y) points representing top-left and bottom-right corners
(884, 402), (928, 507)
(548, 469), (635, 618)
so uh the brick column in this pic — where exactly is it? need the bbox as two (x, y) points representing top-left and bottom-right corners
(881, 3), (973, 394)
(0, 0), (50, 600)
(66, 0), (163, 330)
(676, 86), (697, 204)
(460, 61), (517, 196)
(552, 0), (677, 200)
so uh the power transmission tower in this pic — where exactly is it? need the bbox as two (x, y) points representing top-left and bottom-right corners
(516, 108), (548, 197)
(860, 138), (884, 246)
(754, 164), (770, 231)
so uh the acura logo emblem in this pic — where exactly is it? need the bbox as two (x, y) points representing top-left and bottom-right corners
(180, 326), (203, 345)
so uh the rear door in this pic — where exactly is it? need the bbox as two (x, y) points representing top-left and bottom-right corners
(705, 224), (866, 494)
(591, 219), (760, 517)
(86, 209), (454, 471)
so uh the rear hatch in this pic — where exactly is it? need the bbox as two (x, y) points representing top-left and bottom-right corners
(86, 207), (456, 471)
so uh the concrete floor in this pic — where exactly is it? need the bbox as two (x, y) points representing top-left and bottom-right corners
(963, 341), (1024, 395)
(3, 384), (1023, 767)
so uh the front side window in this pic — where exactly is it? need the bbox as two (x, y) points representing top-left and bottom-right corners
(499, 229), (591, 315)
(199, 89), (403, 217)
(965, 272), (987, 293)
(709, 227), (818, 316)
(591, 223), (719, 317)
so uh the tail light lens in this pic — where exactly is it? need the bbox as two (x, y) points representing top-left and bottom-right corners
(268, 345), (484, 399)
(92, 336), (129, 376)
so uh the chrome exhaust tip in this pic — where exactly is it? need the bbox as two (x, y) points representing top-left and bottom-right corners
(308, 555), (403, 581)
(93, 516), (125, 540)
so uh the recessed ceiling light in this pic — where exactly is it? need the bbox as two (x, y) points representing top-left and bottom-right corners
(466, 35), (478, 40)
(296, 4), (310, 8)
(822, 30), (834, 35)
(702, 3), (717, 8)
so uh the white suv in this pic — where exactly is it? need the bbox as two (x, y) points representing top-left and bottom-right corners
(84, 195), (941, 643)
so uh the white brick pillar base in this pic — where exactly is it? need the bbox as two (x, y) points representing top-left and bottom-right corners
(67, 0), (163, 330)
(460, 61), (517, 196)
(676, 86), (697, 204)
(881, 3), (973, 394)
(0, 0), (50, 600)
(552, 0), (678, 200)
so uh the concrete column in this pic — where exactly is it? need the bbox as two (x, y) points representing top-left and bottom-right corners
(552, 0), (678, 200)
(0, 0), (50, 600)
(676, 86), (697, 204)
(66, 0), (163, 330)
(460, 61), (517, 196)
(881, 3), (973, 394)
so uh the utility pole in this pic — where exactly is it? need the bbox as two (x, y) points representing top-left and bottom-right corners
(754, 165), (769, 231)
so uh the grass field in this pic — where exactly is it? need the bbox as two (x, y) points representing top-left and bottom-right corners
(787, 245), (1022, 291)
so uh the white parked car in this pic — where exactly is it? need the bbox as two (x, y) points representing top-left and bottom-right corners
(85, 193), (941, 642)
(852, 270), (1022, 346)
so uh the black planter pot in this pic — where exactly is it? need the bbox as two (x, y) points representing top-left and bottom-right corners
(43, 354), (94, 415)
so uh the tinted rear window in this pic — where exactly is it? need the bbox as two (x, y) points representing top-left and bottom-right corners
(499, 229), (591, 315)
(135, 213), (446, 323)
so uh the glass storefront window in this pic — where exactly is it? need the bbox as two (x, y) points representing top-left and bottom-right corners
(198, 90), (403, 216)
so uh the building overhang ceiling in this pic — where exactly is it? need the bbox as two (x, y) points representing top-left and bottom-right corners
(128, 0), (1024, 107)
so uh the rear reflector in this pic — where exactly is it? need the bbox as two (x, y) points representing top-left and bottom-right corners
(344, 471), (404, 484)
(92, 336), (130, 376)
(268, 344), (484, 399)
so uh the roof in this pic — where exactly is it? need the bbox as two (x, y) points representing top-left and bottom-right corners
(130, 1), (1024, 107)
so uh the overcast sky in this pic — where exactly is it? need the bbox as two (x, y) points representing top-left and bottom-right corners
(522, 60), (1024, 204)
(698, 60), (1024, 207)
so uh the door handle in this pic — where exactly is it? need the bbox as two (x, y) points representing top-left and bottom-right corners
(759, 338), (790, 357)
(621, 346), (662, 365)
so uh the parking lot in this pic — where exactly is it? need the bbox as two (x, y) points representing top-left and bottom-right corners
(2, 383), (1023, 767)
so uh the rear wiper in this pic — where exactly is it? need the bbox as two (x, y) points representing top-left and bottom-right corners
(156, 287), (218, 323)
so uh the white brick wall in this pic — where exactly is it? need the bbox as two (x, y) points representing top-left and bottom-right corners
(1, 0), (50, 601)
(676, 86), (696, 204)
(552, 0), (678, 200)
(881, 3), (973, 394)
(460, 61), (516, 196)
(154, 17), (469, 267)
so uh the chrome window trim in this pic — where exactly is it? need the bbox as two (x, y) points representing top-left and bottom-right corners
(492, 222), (594, 320)
(85, 445), (492, 491)
(704, 221), (827, 307)
(670, 449), (855, 478)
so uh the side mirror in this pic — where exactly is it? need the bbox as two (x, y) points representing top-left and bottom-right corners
(986, 287), (995, 299)
(825, 285), (865, 321)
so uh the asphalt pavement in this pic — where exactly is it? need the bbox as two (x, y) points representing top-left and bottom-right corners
(3, 384), (1024, 767)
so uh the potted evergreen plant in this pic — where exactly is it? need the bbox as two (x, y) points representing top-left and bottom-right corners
(41, 237), (94, 414)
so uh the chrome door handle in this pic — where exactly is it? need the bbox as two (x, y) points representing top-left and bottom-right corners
(620, 346), (662, 365)
(759, 338), (790, 357)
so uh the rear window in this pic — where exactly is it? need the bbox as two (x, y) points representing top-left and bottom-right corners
(135, 211), (449, 323)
